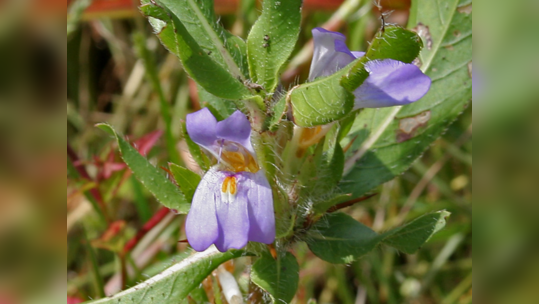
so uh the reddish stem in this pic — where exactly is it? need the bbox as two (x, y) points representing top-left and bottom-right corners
(68, 143), (110, 223)
(327, 193), (378, 213)
(122, 207), (171, 255)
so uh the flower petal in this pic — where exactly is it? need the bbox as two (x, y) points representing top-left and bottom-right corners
(309, 28), (357, 80)
(214, 173), (250, 252)
(216, 110), (254, 155)
(246, 171), (275, 244)
(185, 168), (222, 252)
(186, 108), (218, 151)
(354, 59), (431, 108)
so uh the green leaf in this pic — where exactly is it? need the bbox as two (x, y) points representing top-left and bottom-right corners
(140, 0), (251, 100)
(86, 248), (246, 304)
(96, 123), (190, 213)
(251, 252), (299, 304)
(169, 163), (201, 203)
(340, 0), (472, 198)
(340, 26), (423, 91)
(306, 212), (381, 264)
(198, 84), (237, 120)
(382, 210), (450, 254)
(247, 0), (302, 93)
(288, 66), (355, 127)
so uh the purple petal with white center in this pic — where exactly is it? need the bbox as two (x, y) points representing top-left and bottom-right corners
(216, 110), (255, 155)
(185, 167), (221, 252)
(246, 171), (275, 244)
(214, 173), (250, 252)
(309, 28), (357, 80)
(353, 59), (431, 109)
(186, 108), (218, 150)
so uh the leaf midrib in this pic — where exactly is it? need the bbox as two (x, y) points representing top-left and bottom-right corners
(420, 0), (460, 73)
(184, 0), (245, 81)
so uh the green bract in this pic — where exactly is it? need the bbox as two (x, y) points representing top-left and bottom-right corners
(247, 0), (302, 94)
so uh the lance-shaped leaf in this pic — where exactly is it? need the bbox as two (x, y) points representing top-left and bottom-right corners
(251, 252), (299, 304)
(97, 124), (189, 213)
(247, 0), (303, 93)
(289, 26), (422, 127)
(340, 0), (472, 198)
(169, 163), (201, 203)
(382, 210), (450, 254)
(307, 211), (448, 264)
(140, 0), (251, 100)
(86, 248), (246, 303)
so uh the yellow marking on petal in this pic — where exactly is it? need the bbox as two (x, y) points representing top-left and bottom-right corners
(221, 176), (238, 204)
(221, 176), (236, 194)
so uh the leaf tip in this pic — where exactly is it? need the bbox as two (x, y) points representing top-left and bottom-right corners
(95, 123), (115, 136)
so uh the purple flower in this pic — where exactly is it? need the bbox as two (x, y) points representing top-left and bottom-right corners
(309, 27), (431, 109)
(185, 108), (275, 252)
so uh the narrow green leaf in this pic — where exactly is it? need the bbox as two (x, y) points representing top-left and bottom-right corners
(247, 0), (303, 93)
(340, 0), (472, 198)
(86, 248), (246, 304)
(96, 123), (190, 213)
(341, 26), (423, 91)
(307, 212), (381, 264)
(149, 0), (248, 77)
(140, 1), (251, 100)
(251, 252), (299, 304)
(382, 210), (450, 254)
(169, 163), (201, 203)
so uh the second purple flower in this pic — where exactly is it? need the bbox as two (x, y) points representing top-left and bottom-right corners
(309, 27), (431, 109)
